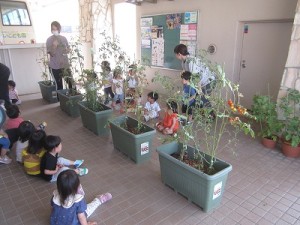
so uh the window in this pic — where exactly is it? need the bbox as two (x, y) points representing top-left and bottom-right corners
(0, 1), (31, 26)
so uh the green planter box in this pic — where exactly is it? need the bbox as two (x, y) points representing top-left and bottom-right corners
(78, 101), (113, 135)
(109, 115), (156, 164)
(57, 89), (83, 117)
(157, 142), (232, 212)
(38, 81), (58, 103)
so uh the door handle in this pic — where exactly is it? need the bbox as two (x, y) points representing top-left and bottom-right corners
(241, 60), (246, 68)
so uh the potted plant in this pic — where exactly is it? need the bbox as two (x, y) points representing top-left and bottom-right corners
(278, 88), (300, 158)
(37, 47), (58, 103)
(78, 68), (113, 135)
(153, 51), (255, 212)
(98, 32), (156, 164)
(57, 39), (83, 117)
(252, 94), (282, 149)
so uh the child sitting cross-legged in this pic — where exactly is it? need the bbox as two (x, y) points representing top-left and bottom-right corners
(22, 130), (46, 175)
(40, 135), (88, 182)
(156, 101), (179, 135)
(50, 170), (112, 225)
(144, 91), (161, 122)
(4, 104), (24, 130)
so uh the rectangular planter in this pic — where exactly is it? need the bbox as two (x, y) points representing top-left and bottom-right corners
(109, 115), (156, 164)
(78, 101), (113, 135)
(38, 81), (58, 103)
(157, 142), (232, 212)
(57, 89), (83, 117)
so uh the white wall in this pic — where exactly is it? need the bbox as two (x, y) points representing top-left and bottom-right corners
(112, 0), (297, 93)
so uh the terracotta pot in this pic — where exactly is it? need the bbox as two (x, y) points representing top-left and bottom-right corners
(281, 142), (300, 158)
(261, 137), (277, 149)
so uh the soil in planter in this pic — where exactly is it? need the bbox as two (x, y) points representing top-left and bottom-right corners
(121, 121), (147, 135)
(171, 152), (217, 175)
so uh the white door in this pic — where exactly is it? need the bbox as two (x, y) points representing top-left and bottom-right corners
(238, 21), (292, 109)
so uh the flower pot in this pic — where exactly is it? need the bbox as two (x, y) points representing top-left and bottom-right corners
(109, 115), (156, 164)
(78, 101), (113, 135)
(38, 81), (58, 103)
(57, 89), (83, 117)
(261, 137), (277, 149)
(156, 142), (232, 212)
(281, 142), (300, 158)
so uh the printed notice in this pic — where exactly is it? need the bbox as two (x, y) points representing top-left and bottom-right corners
(141, 17), (153, 27)
(152, 38), (164, 67)
(184, 12), (197, 24)
(213, 181), (222, 200)
(141, 142), (150, 155)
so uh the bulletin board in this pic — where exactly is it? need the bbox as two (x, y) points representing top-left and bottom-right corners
(140, 11), (198, 70)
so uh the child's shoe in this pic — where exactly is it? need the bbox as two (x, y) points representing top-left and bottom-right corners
(0, 155), (12, 164)
(97, 193), (112, 204)
(74, 160), (84, 168)
(144, 115), (150, 122)
(78, 168), (88, 176)
(38, 122), (47, 130)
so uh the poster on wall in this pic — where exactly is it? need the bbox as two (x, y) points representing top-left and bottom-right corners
(151, 26), (163, 39)
(141, 17), (153, 27)
(166, 14), (182, 29)
(152, 38), (164, 67)
(141, 26), (151, 48)
(180, 24), (197, 41)
(184, 12), (197, 24)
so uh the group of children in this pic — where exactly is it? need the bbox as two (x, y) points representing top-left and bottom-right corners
(0, 104), (112, 224)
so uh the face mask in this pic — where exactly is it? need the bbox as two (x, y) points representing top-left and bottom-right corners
(52, 31), (59, 36)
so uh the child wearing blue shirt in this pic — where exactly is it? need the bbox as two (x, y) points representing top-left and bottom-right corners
(181, 71), (197, 122)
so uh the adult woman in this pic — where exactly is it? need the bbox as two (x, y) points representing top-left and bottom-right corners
(174, 44), (215, 108)
(46, 21), (72, 90)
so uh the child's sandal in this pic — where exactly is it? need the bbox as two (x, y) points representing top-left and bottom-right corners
(78, 168), (88, 176)
(74, 160), (84, 168)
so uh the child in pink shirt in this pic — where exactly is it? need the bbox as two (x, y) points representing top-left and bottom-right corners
(5, 105), (24, 130)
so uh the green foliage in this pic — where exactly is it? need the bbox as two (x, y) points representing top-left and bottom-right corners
(37, 47), (53, 85)
(252, 95), (282, 141)
(153, 51), (255, 170)
(279, 88), (300, 147)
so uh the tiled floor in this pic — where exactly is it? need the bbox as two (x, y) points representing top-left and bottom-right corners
(0, 93), (300, 225)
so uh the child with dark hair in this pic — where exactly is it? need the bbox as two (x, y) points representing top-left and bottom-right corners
(101, 61), (114, 105)
(156, 101), (179, 135)
(8, 80), (21, 105)
(40, 135), (87, 182)
(50, 170), (112, 225)
(4, 104), (24, 130)
(22, 130), (46, 175)
(15, 121), (36, 162)
(112, 68), (124, 113)
(181, 71), (197, 122)
(144, 91), (161, 122)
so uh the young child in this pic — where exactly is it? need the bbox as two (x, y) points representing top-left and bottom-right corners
(144, 91), (161, 122)
(50, 170), (112, 225)
(8, 80), (21, 105)
(101, 61), (114, 105)
(181, 71), (197, 122)
(156, 101), (179, 135)
(15, 121), (36, 163)
(126, 64), (138, 97)
(40, 135), (88, 182)
(0, 106), (12, 164)
(4, 104), (24, 130)
(22, 130), (46, 175)
(112, 68), (124, 113)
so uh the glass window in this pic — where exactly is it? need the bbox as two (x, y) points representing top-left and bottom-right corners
(0, 1), (31, 26)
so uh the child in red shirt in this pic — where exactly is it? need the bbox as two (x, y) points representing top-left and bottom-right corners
(156, 101), (179, 135)
(4, 104), (24, 130)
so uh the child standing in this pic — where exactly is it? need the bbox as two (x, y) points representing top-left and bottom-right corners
(101, 61), (114, 105)
(50, 170), (112, 225)
(4, 104), (24, 130)
(181, 71), (197, 122)
(156, 101), (179, 135)
(8, 80), (21, 105)
(22, 130), (46, 175)
(15, 121), (36, 163)
(144, 92), (161, 122)
(40, 135), (88, 182)
(126, 64), (138, 96)
(112, 68), (124, 113)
